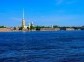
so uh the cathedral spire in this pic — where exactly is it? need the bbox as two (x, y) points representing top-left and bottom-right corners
(23, 9), (24, 19)
(22, 9), (26, 29)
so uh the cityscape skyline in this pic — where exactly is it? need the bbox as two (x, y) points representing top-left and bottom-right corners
(0, 0), (84, 27)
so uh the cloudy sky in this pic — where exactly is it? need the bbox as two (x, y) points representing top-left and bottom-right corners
(0, 0), (84, 27)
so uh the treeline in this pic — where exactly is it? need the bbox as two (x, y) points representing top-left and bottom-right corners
(0, 26), (6, 28)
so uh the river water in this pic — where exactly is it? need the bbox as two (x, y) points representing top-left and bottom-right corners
(0, 31), (84, 62)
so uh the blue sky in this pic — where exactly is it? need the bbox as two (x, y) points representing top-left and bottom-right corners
(0, 0), (84, 27)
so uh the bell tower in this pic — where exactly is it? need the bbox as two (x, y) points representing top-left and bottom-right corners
(22, 9), (26, 29)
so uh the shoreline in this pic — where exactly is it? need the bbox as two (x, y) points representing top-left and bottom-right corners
(0, 30), (83, 32)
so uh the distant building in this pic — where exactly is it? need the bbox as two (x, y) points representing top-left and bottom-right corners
(51, 25), (54, 28)
(40, 28), (60, 31)
(66, 28), (75, 31)
(77, 29), (81, 30)
(28, 22), (34, 30)
(55, 28), (60, 31)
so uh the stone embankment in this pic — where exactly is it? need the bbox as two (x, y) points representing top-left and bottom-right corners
(0, 28), (13, 32)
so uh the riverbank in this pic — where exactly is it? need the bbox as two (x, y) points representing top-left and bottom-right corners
(0, 27), (83, 32)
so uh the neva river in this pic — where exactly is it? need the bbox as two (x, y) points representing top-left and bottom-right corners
(0, 31), (84, 62)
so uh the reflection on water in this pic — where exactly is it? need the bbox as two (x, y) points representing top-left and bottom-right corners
(0, 31), (84, 62)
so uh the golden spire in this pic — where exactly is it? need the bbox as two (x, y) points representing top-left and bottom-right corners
(22, 9), (25, 29)
(23, 9), (24, 19)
